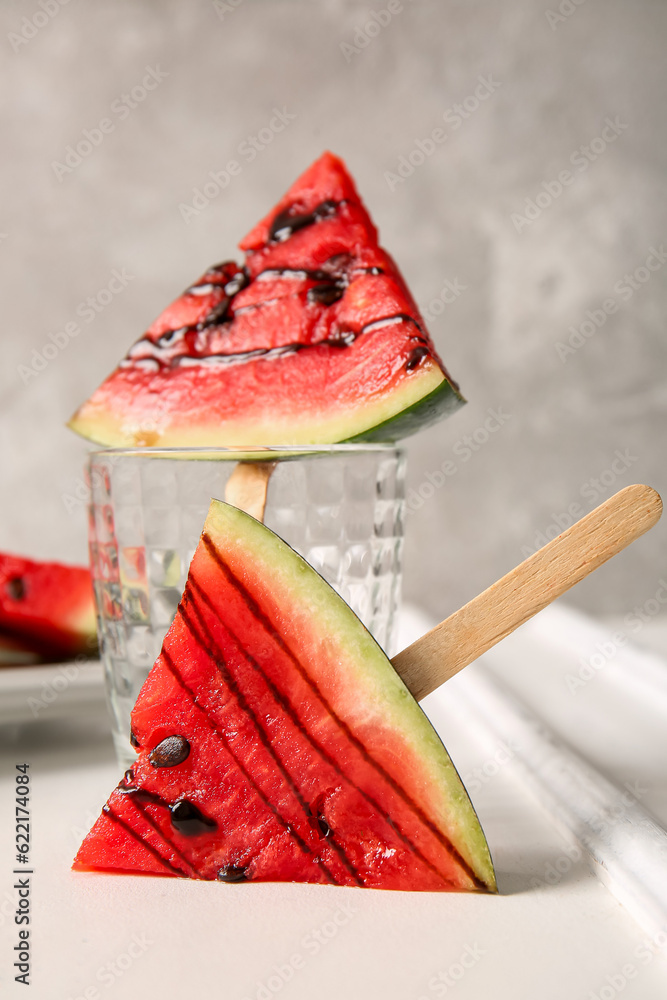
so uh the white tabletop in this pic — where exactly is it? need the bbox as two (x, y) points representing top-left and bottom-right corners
(1, 604), (666, 1000)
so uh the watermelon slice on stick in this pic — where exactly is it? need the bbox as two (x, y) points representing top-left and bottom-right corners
(74, 500), (495, 892)
(68, 152), (463, 449)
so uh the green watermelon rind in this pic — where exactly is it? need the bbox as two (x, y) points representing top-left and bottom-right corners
(347, 375), (466, 443)
(205, 500), (496, 892)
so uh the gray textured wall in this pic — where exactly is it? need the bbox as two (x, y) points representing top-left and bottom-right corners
(2, 0), (665, 623)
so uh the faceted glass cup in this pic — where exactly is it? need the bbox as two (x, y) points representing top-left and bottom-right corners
(87, 445), (406, 767)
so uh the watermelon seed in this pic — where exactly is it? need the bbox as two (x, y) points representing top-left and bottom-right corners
(149, 735), (191, 768)
(6, 577), (25, 600)
(217, 865), (248, 883)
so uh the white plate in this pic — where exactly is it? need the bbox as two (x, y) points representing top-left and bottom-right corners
(0, 659), (105, 726)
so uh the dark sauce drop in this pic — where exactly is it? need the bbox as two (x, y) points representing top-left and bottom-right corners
(169, 799), (217, 836)
(317, 815), (331, 838)
(129, 729), (140, 749)
(200, 298), (231, 327)
(223, 269), (249, 298)
(326, 327), (357, 348)
(269, 199), (338, 243)
(405, 346), (430, 371)
(149, 735), (191, 768)
(217, 864), (248, 883)
(308, 282), (345, 306)
(123, 768), (135, 784)
(156, 326), (188, 349)
(6, 577), (25, 600)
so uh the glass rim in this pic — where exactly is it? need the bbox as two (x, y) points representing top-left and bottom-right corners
(88, 443), (403, 460)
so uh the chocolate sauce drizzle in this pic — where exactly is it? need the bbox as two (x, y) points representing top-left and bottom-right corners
(119, 227), (428, 375)
(123, 312), (425, 372)
(217, 865), (248, 883)
(118, 776), (217, 837)
(268, 199), (340, 243)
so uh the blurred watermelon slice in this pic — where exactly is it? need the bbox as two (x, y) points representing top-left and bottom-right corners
(74, 501), (495, 891)
(0, 553), (97, 661)
(68, 152), (463, 447)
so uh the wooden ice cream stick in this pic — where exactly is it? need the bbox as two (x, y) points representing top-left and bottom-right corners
(224, 461), (276, 522)
(392, 484), (663, 702)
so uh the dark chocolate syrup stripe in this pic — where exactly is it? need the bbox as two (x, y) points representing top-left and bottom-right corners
(268, 199), (342, 243)
(102, 802), (188, 878)
(200, 534), (484, 890)
(123, 313), (427, 372)
(159, 647), (337, 885)
(190, 567), (454, 890)
(182, 581), (363, 887)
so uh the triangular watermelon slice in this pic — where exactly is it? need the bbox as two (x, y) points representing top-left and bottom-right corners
(74, 501), (495, 892)
(68, 152), (463, 448)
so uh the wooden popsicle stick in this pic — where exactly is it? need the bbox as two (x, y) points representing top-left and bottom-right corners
(224, 461), (276, 522)
(392, 484), (663, 702)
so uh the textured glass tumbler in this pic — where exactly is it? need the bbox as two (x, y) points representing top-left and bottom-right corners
(88, 445), (406, 766)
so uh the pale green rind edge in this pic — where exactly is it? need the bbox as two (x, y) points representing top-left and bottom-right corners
(205, 500), (496, 892)
(347, 377), (466, 443)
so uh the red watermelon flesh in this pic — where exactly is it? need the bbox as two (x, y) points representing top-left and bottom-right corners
(68, 152), (463, 448)
(74, 501), (495, 892)
(0, 554), (97, 660)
